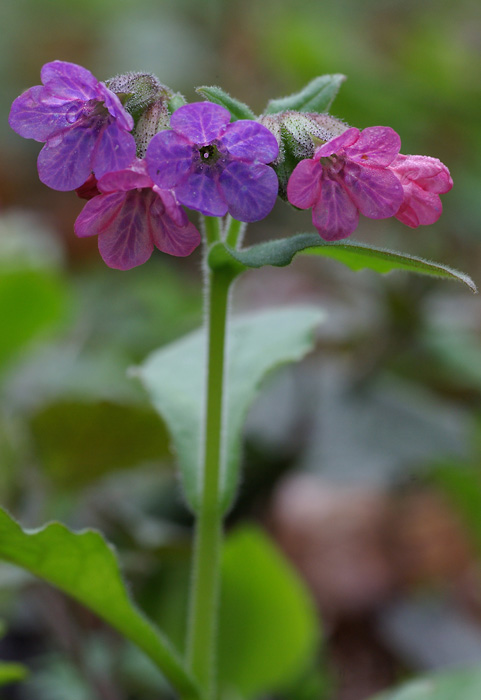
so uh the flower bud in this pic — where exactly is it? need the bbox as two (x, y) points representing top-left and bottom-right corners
(259, 111), (349, 198)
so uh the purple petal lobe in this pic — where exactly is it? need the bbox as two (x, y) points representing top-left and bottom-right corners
(175, 171), (228, 217)
(221, 121), (279, 163)
(316, 128), (360, 158)
(155, 189), (187, 227)
(9, 86), (70, 141)
(74, 192), (125, 238)
(38, 127), (97, 191)
(97, 190), (154, 270)
(98, 83), (134, 131)
(40, 61), (98, 101)
(219, 162), (278, 222)
(312, 176), (359, 240)
(91, 121), (136, 179)
(149, 193), (201, 256)
(146, 131), (193, 188)
(170, 102), (230, 146)
(345, 126), (401, 166)
(342, 163), (403, 219)
(287, 158), (322, 209)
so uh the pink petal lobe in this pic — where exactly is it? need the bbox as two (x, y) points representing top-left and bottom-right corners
(287, 158), (323, 209)
(391, 154), (453, 194)
(149, 193), (201, 256)
(312, 175), (359, 240)
(395, 183), (443, 227)
(170, 102), (230, 146)
(316, 128), (360, 158)
(342, 162), (404, 219)
(98, 160), (152, 193)
(345, 126), (401, 166)
(97, 190), (154, 270)
(74, 192), (125, 238)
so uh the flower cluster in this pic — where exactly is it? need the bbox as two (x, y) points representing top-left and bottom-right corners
(9, 61), (453, 269)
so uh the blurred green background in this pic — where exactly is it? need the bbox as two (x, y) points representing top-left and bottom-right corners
(1, 1), (481, 699)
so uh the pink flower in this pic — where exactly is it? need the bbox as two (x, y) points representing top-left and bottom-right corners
(287, 126), (404, 240)
(388, 154), (453, 228)
(74, 160), (201, 270)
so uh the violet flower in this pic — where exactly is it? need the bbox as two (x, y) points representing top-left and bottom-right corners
(286, 126), (404, 240)
(9, 61), (136, 191)
(388, 154), (453, 228)
(74, 160), (201, 270)
(145, 102), (279, 222)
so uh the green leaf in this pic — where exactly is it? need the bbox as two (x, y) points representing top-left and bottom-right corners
(135, 306), (323, 512)
(195, 86), (256, 120)
(0, 662), (28, 686)
(371, 667), (481, 700)
(265, 74), (346, 114)
(208, 235), (477, 291)
(219, 526), (318, 699)
(0, 508), (201, 700)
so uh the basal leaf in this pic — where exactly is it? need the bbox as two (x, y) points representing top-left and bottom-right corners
(0, 508), (201, 700)
(265, 74), (346, 114)
(219, 526), (318, 699)
(208, 235), (476, 292)
(195, 86), (256, 121)
(135, 307), (323, 512)
(371, 667), (481, 700)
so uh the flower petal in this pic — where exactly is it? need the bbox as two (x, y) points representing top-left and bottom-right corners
(311, 175), (359, 240)
(344, 126), (401, 167)
(395, 182), (443, 227)
(170, 102), (230, 146)
(219, 162), (278, 222)
(221, 120), (279, 163)
(74, 192), (125, 238)
(316, 127), (360, 158)
(98, 161), (151, 193)
(40, 61), (98, 101)
(287, 158), (322, 209)
(9, 86), (70, 141)
(91, 121), (136, 179)
(390, 154), (453, 194)
(146, 130), (193, 188)
(149, 193), (201, 256)
(98, 83), (134, 131)
(342, 162), (403, 219)
(174, 171), (228, 217)
(97, 190), (154, 270)
(37, 127), (97, 191)
(154, 188), (187, 227)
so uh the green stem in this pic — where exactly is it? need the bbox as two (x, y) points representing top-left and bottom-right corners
(224, 215), (245, 249)
(203, 215), (222, 245)
(186, 236), (234, 697)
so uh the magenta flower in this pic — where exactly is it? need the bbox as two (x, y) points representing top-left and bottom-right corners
(74, 160), (201, 270)
(145, 102), (279, 222)
(389, 154), (453, 228)
(287, 126), (404, 240)
(9, 61), (136, 191)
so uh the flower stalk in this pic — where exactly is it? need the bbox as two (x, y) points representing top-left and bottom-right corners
(186, 223), (236, 697)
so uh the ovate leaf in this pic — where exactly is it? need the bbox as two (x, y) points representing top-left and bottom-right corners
(135, 307), (323, 512)
(219, 526), (319, 699)
(208, 235), (476, 291)
(371, 667), (481, 700)
(265, 74), (346, 114)
(0, 508), (200, 700)
(195, 86), (256, 121)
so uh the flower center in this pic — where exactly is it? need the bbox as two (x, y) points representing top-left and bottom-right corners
(66, 99), (108, 125)
(198, 143), (221, 165)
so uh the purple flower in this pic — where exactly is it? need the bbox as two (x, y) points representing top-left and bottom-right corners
(287, 126), (404, 240)
(74, 160), (201, 270)
(388, 154), (453, 228)
(9, 61), (136, 191)
(145, 102), (279, 222)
